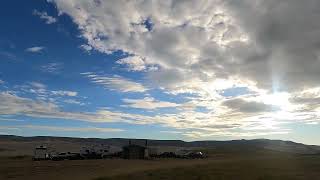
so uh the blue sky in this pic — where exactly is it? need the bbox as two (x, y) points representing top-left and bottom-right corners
(0, 0), (319, 145)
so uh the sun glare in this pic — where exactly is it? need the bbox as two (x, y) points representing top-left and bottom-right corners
(261, 92), (291, 109)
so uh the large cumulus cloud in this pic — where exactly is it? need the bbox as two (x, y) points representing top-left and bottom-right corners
(49, 0), (320, 93)
(50, 0), (242, 91)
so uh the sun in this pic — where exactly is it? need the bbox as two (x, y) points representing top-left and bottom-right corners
(261, 92), (291, 109)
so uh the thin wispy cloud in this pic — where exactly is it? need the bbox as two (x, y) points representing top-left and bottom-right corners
(79, 44), (93, 52)
(52, 90), (77, 97)
(0, 51), (18, 61)
(2, 125), (124, 133)
(81, 72), (148, 93)
(16, 82), (79, 103)
(122, 97), (180, 110)
(63, 99), (85, 106)
(25, 46), (45, 53)
(41, 62), (63, 74)
(0, 117), (24, 122)
(22, 125), (124, 133)
(29, 82), (46, 89)
(33, 10), (57, 24)
(116, 56), (147, 72)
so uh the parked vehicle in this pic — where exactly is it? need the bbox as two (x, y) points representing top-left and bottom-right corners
(51, 152), (70, 161)
(80, 146), (103, 159)
(66, 152), (84, 160)
(158, 152), (177, 158)
(182, 151), (206, 159)
(101, 146), (122, 158)
(175, 149), (192, 158)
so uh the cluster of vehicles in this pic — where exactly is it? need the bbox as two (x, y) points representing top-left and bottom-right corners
(151, 149), (206, 159)
(33, 145), (206, 161)
(33, 145), (122, 161)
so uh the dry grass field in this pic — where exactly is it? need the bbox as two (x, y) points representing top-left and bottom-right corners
(0, 156), (214, 180)
(1, 150), (320, 180)
(96, 155), (320, 180)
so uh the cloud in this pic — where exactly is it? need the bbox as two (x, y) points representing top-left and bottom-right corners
(0, 80), (4, 84)
(222, 97), (278, 113)
(0, 91), (151, 124)
(15, 82), (80, 104)
(218, 0), (320, 92)
(79, 44), (93, 52)
(41, 62), (63, 73)
(182, 129), (290, 139)
(25, 46), (45, 53)
(52, 90), (77, 97)
(26, 82), (47, 96)
(0, 91), (59, 115)
(0, 117), (24, 122)
(289, 87), (320, 112)
(21, 125), (124, 133)
(63, 99), (85, 106)
(29, 82), (46, 89)
(33, 10), (57, 24)
(81, 72), (148, 93)
(122, 97), (180, 110)
(0, 91), (314, 139)
(160, 130), (182, 134)
(49, 0), (320, 93)
(49, 0), (242, 91)
(0, 51), (17, 61)
(116, 56), (147, 71)
(47, 0), (320, 127)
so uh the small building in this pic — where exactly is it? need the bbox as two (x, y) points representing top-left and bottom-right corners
(122, 140), (149, 159)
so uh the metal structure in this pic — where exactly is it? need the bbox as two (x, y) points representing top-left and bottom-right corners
(122, 140), (149, 159)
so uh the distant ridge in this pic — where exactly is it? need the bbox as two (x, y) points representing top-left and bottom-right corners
(0, 135), (319, 155)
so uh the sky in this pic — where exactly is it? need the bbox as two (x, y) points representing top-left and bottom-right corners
(0, 0), (319, 145)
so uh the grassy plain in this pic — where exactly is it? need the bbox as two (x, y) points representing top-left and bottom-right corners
(96, 154), (320, 180)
